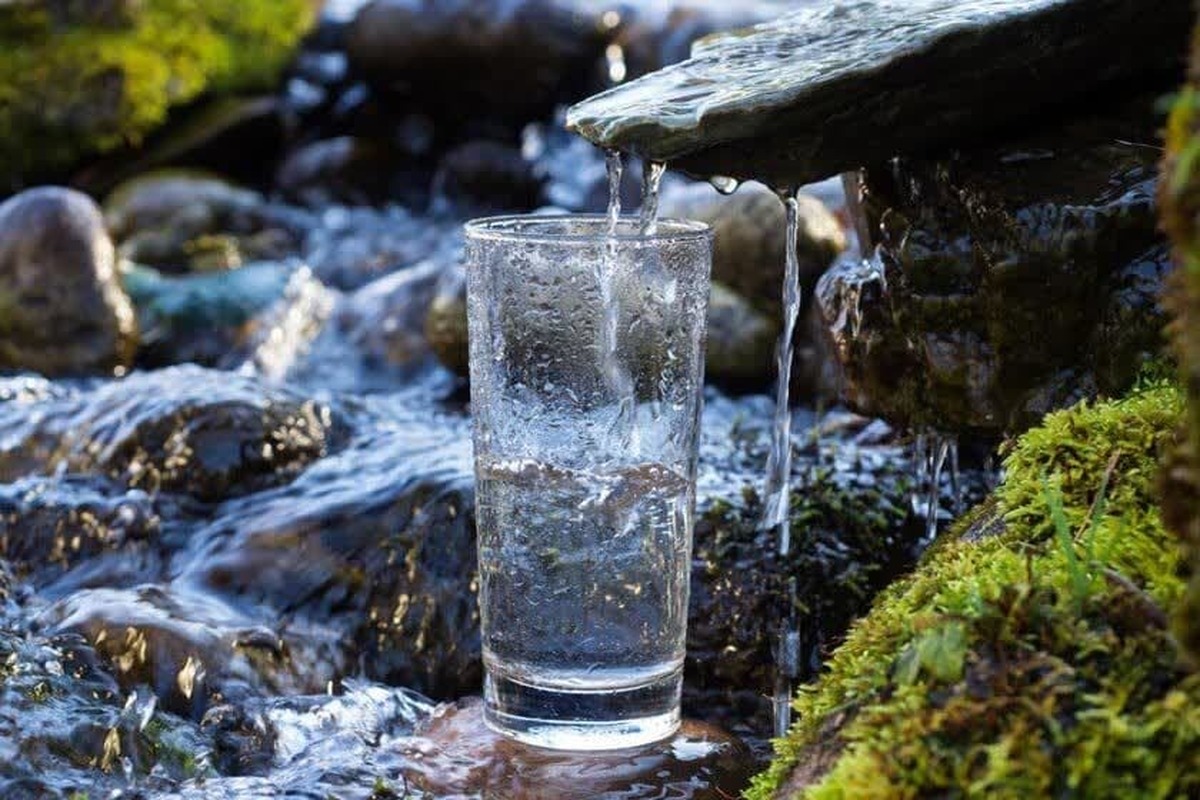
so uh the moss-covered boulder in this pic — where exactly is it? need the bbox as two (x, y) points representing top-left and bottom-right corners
(0, 0), (317, 185)
(752, 383), (1200, 799)
(1160, 14), (1200, 668)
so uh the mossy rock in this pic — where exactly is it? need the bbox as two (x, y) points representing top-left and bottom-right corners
(1160, 14), (1200, 668)
(0, 0), (317, 184)
(751, 383), (1200, 799)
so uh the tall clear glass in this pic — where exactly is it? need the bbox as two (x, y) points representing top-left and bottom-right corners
(465, 215), (712, 750)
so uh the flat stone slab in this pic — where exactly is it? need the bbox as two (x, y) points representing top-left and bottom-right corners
(566, 0), (1191, 187)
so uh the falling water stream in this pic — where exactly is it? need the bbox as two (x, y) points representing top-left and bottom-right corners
(762, 189), (806, 738)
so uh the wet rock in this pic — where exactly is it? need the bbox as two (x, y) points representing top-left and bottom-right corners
(347, 0), (608, 126)
(42, 585), (338, 720)
(276, 136), (426, 208)
(123, 261), (296, 368)
(0, 0), (317, 184)
(704, 282), (779, 391)
(0, 476), (159, 586)
(818, 95), (1168, 433)
(399, 698), (754, 798)
(183, 411), (478, 700)
(567, 0), (1190, 186)
(660, 181), (845, 316)
(431, 140), (543, 213)
(0, 187), (137, 376)
(424, 265), (470, 379)
(105, 171), (308, 273)
(0, 366), (349, 502)
(74, 96), (286, 196)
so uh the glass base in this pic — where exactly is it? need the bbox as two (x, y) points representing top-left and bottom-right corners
(483, 668), (682, 751)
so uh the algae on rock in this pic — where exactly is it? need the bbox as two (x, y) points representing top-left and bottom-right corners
(751, 384), (1199, 799)
(0, 0), (317, 184)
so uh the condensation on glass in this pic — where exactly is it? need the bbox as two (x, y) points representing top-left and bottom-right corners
(465, 215), (712, 750)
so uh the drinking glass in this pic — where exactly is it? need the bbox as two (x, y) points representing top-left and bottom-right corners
(464, 214), (712, 750)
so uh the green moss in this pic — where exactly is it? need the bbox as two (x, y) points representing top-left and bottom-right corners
(750, 384), (1198, 800)
(0, 0), (316, 181)
(1160, 21), (1200, 668)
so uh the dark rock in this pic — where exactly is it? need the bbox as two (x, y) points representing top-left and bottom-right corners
(105, 171), (307, 273)
(347, 0), (609, 126)
(183, 414), (479, 700)
(276, 136), (426, 208)
(0, 187), (137, 375)
(660, 181), (846, 316)
(567, 0), (1191, 187)
(703, 282), (779, 391)
(0, 476), (159, 586)
(42, 584), (337, 719)
(817, 95), (1168, 433)
(431, 140), (543, 213)
(0, 365), (349, 502)
(73, 96), (286, 196)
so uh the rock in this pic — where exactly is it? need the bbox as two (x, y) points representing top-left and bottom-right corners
(0, 187), (137, 376)
(400, 699), (754, 798)
(105, 171), (308, 273)
(703, 282), (779, 391)
(122, 261), (295, 368)
(567, 0), (1191, 187)
(0, 612), (212, 797)
(424, 264), (470, 379)
(0, 365), (349, 502)
(276, 136), (427, 208)
(42, 584), (337, 720)
(1159, 34), (1200, 665)
(0, 476), (160, 587)
(660, 181), (845, 316)
(73, 95), (286, 196)
(431, 140), (543, 213)
(182, 412), (479, 700)
(817, 94), (1168, 434)
(750, 385), (1199, 799)
(347, 0), (608, 126)
(0, 0), (317, 184)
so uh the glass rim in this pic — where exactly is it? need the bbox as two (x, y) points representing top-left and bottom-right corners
(464, 214), (713, 245)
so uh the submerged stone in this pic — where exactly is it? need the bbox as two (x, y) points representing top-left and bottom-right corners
(818, 94), (1168, 433)
(0, 366), (349, 502)
(0, 187), (138, 376)
(567, 0), (1190, 186)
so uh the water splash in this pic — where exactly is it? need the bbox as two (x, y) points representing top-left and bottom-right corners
(761, 188), (804, 740)
(639, 161), (667, 235)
